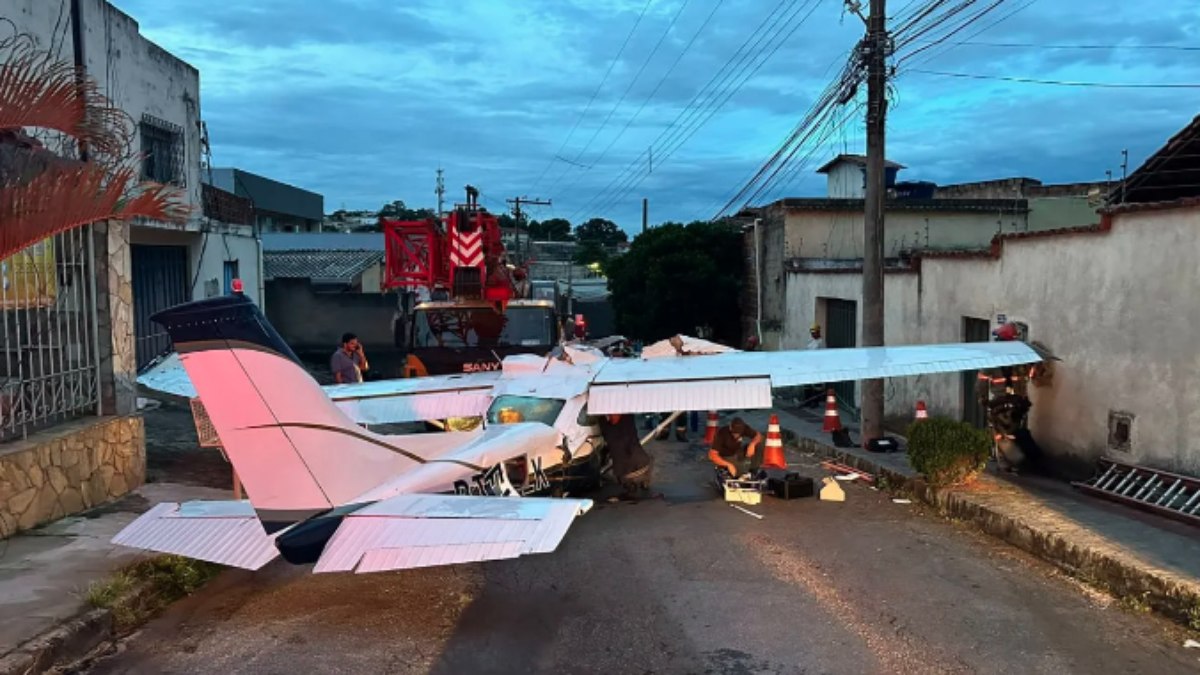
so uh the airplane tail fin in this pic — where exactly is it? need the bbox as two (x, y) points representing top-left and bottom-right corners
(151, 292), (426, 533)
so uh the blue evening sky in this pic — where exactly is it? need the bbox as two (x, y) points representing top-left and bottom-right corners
(111, 0), (1199, 233)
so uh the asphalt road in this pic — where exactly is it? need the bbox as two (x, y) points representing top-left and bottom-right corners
(81, 425), (1196, 675)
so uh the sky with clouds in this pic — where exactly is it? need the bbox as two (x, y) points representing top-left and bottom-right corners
(110, 0), (1199, 233)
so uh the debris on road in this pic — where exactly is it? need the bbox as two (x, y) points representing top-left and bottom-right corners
(730, 504), (764, 520)
(1185, 639), (1199, 649)
(821, 460), (875, 484)
(892, 499), (913, 504)
(819, 477), (846, 502)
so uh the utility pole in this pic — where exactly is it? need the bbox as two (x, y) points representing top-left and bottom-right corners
(435, 167), (445, 217)
(859, 0), (889, 446)
(642, 198), (649, 234)
(69, 0), (89, 162)
(1120, 149), (1129, 203)
(506, 196), (551, 264)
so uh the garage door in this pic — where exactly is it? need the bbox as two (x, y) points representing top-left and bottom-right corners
(132, 245), (189, 369)
(961, 317), (991, 428)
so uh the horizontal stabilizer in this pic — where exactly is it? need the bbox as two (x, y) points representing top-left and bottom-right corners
(313, 494), (593, 574)
(111, 501), (280, 571)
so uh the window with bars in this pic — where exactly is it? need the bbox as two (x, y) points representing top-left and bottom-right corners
(140, 114), (185, 187)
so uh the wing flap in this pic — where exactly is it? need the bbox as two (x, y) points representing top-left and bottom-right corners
(587, 341), (1042, 414)
(357, 541), (526, 572)
(588, 376), (773, 415)
(313, 494), (592, 574)
(111, 502), (280, 570)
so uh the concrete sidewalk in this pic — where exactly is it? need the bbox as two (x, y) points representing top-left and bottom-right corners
(0, 482), (229, 673)
(734, 405), (1200, 630)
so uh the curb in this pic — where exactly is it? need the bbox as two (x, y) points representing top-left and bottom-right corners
(0, 609), (113, 675)
(793, 436), (1200, 630)
(0, 560), (219, 674)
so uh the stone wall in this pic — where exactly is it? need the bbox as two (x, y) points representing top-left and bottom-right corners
(94, 220), (137, 417)
(0, 416), (144, 539)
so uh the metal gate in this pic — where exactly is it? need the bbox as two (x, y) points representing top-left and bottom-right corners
(961, 317), (990, 428)
(824, 299), (857, 409)
(132, 245), (189, 369)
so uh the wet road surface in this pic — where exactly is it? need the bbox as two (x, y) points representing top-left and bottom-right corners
(83, 419), (1196, 674)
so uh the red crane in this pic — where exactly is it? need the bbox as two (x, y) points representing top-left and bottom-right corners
(380, 185), (521, 307)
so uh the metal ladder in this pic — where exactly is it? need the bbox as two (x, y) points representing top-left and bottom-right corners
(1073, 459), (1200, 526)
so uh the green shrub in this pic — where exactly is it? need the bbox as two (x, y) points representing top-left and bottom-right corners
(85, 554), (223, 631)
(906, 417), (991, 487)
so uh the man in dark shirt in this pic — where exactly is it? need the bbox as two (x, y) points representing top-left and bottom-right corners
(598, 414), (653, 502)
(708, 417), (763, 484)
(331, 332), (369, 384)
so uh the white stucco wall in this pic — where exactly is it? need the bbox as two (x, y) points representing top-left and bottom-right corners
(782, 209), (1027, 259)
(825, 163), (866, 198)
(782, 206), (1200, 475)
(782, 271), (925, 416)
(8, 0), (203, 219)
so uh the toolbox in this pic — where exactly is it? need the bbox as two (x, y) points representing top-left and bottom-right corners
(723, 478), (765, 505)
(767, 474), (815, 500)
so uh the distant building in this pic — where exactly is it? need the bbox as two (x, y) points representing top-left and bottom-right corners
(816, 154), (906, 198)
(261, 233), (385, 292)
(0, 0), (259, 534)
(207, 168), (325, 233)
(743, 116), (1200, 478)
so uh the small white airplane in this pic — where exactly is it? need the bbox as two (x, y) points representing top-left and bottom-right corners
(120, 289), (1042, 575)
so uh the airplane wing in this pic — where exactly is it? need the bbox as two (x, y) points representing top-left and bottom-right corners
(585, 341), (1042, 415)
(112, 500), (280, 570)
(136, 352), (501, 424)
(322, 372), (500, 424)
(312, 493), (593, 574)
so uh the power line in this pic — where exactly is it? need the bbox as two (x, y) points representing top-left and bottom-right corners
(896, 0), (1011, 61)
(711, 63), (853, 218)
(907, 39), (1200, 51)
(529, 0), (654, 192)
(546, 0), (726, 201)
(908, 68), (1200, 88)
(895, 0), (1038, 69)
(574, 0), (827, 221)
(547, 0), (694, 194)
(566, 0), (805, 220)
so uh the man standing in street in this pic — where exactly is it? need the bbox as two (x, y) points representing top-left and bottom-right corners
(598, 413), (654, 502)
(332, 332), (369, 384)
(805, 322), (825, 407)
(707, 417), (763, 486)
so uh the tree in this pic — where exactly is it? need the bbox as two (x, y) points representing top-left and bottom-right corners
(528, 217), (572, 241)
(575, 217), (627, 245)
(0, 31), (187, 259)
(573, 240), (610, 272)
(374, 200), (435, 229)
(496, 213), (521, 231)
(606, 220), (744, 345)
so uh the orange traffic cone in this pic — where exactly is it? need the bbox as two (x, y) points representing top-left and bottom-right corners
(822, 389), (842, 432)
(705, 410), (719, 444)
(915, 400), (928, 420)
(762, 414), (787, 469)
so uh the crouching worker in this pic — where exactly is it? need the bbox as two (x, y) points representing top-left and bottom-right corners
(598, 414), (654, 502)
(708, 417), (763, 487)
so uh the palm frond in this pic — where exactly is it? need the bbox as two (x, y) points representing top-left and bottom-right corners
(0, 31), (133, 163)
(0, 157), (189, 261)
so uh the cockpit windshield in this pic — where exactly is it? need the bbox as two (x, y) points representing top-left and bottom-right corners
(486, 395), (565, 426)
